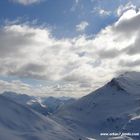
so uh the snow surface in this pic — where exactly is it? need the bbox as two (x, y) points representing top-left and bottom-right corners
(87, 137), (97, 140)
(108, 136), (133, 140)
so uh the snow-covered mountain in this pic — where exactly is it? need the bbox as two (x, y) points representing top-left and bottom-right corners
(54, 72), (140, 140)
(0, 95), (86, 140)
(2, 92), (49, 115)
(2, 91), (35, 104)
(41, 96), (75, 114)
(2, 92), (75, 115)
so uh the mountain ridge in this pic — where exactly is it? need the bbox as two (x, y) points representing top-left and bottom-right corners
(53, 71), (140, 140)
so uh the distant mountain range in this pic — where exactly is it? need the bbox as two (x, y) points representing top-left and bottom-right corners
(0, 71), (140, 140)
(2, 91), (75, 115)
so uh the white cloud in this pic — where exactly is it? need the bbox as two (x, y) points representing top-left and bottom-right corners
(0, 80), (31, 94)
(117, 2), (137, 17)
(1, 9), (140, 97)
(76, 21), (89, 32)
(99, 9), (111, 16)
(11, 0), (42, 5)
(92, 7), (111, 16)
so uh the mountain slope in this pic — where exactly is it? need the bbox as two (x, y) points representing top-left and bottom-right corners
(0, 95), (86, 140)
(54, 72), (140, 140)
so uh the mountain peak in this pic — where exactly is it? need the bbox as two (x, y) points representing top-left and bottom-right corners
(108, 78), (125, 91)
(108, 71), (140, 94)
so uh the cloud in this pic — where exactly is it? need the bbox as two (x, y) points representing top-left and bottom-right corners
(0, 80), (31, 94)
(119, 59), (140, 67)
(117, 2), (137, 17)
(98, 49), (120, 59)
(92, 7), (111, 17)
(76, 21), (89, 32)
(1, 8), (140, 96)
(124, 34), (140, 55)
(0, 79), (93, 97)
(10, 0), (42, 5)
(98, 9), (111, 16)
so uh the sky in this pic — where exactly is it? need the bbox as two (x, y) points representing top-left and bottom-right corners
(0, 0), (140, 97)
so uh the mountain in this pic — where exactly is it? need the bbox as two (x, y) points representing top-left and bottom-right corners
(2, 91), (34, 104)
(2, 91), (48, 115)
(0, 95), (86, 140)
(53, 72), (140, 140)
(2, 92), (75, 115)
(41, 96), (75, 114)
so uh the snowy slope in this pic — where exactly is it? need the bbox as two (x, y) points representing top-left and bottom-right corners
(0, 95), (86, 140)
(54, 72), (140, 140)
